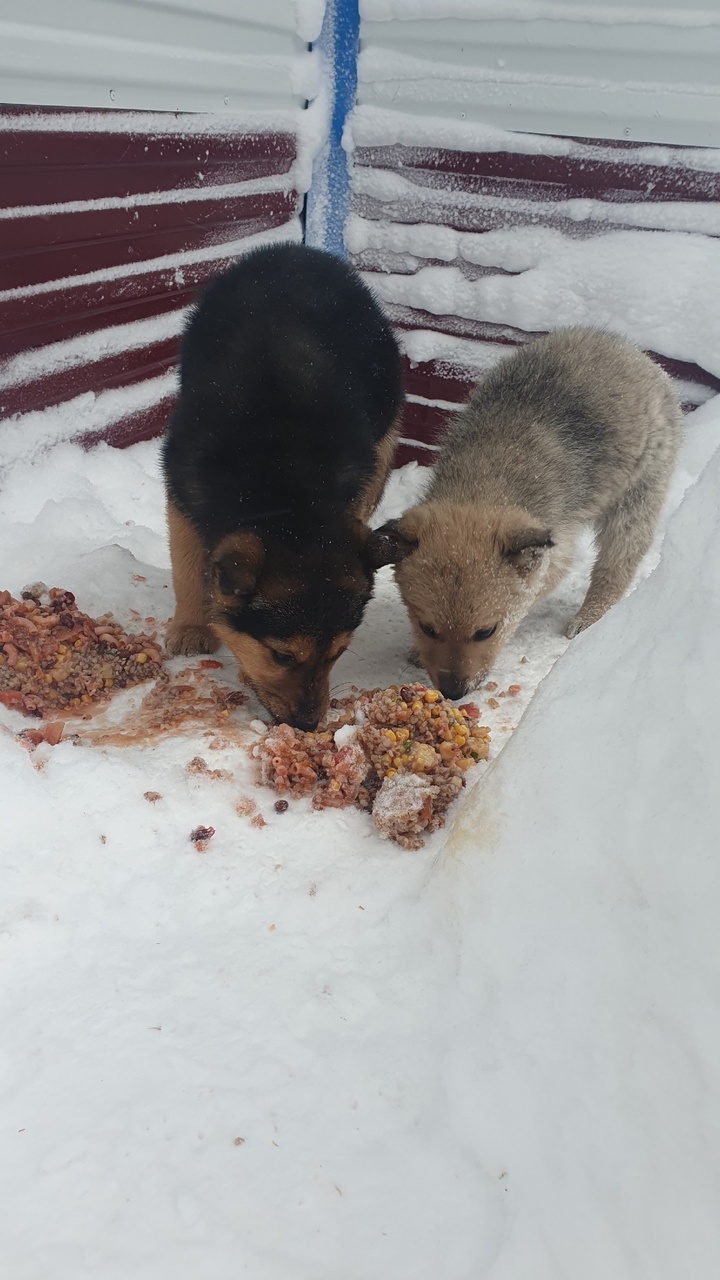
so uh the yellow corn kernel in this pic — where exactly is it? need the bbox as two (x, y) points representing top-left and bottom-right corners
(411, 701), (423, 713)
(438, 741), (456, 759)
(74, 639), (84, 649)
(424, 689), (441, 703)
(382, 728), (397, 742)
(56, 644), (67, 654)
(395, 727), (410, 742)
(135, 652), (148, 664)
(385, 768), (397, 779)
(44, 674), (53, 684)
(457, 756), (476, 770)
(413, 744), (437, 770)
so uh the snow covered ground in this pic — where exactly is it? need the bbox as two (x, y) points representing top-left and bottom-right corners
(1, 382), (719, 1275)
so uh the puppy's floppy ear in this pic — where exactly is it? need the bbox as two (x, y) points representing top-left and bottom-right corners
(499, 526), (554, 576)
(211, 531), (264, 604)
(364, 518), (419, 570)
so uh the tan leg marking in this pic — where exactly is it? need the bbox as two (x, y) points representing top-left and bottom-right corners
(165, 501), (220, 655)
(354, 411), (403, 522)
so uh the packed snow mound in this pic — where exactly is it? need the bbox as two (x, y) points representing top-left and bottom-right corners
(441, 433), (720, 1277)
(0, 406), (718, 1277)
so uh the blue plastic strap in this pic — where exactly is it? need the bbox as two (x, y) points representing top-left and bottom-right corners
(305, 0), (360, 256)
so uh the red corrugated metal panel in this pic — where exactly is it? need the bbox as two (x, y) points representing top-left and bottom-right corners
(350, 134), (720, 461)
(0, 106), (302, 448)
(1, 108), (296, 205)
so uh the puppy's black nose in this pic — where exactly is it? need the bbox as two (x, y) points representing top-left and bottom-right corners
(437, 677), (466, 702)
(291, 715), (320, 733)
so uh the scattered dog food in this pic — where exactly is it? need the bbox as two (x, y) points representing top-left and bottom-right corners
(185, 755), (233, 781)
(190, 824), (215, 852)
(274, 799), (289, 814)
(143, 791), (162, 804)
(0, 586), (163, 718)
(254, 682), (490, 849)
(17, 720), (65, 750)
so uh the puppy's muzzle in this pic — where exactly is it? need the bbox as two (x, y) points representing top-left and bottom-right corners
(437, 672), (468, 702)
(289, 713), (321, 732)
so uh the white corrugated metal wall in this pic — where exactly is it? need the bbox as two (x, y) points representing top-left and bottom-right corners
(358, 0), (720, 147)
(0, 0), (318, 114)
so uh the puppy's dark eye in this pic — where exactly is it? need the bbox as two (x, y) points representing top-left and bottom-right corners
(419, 623), (438, 639)
(472, 626), (497, 642)
(269, 649), (296, 668)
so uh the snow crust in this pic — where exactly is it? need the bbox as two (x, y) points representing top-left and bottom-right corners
(441, 433), (720, 1278)
(1, 173), (297, 228)
(0, 390), (719, 1273)
(355, 214), (720, 380)
(348, 103), (720, 172)
(0, 311), (186, 393)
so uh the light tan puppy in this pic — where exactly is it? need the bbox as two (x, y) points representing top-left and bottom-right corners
(379, 329), (683, 699)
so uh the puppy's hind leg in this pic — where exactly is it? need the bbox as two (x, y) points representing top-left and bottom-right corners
(165, 501), (220, 656)
(565, 476), (668, 638)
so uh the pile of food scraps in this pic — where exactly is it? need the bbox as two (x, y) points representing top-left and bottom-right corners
(0, 586), (164, 736)
(253, 683), (490, 849)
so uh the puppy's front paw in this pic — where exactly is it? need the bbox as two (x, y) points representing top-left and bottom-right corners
(565, 610), (596, 639)
(166, 621), (220, 656)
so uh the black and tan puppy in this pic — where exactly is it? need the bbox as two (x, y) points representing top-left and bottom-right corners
(162, 243), (403, 729)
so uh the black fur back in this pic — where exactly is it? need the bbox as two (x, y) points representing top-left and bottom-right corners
(163, 243), (403, 546)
